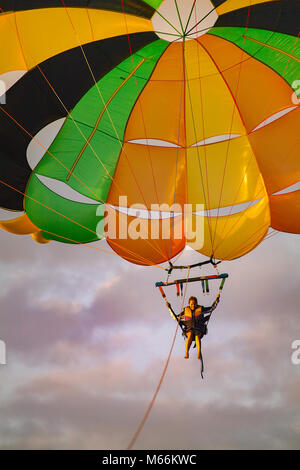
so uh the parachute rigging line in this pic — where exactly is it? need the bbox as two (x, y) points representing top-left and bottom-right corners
(0, 6), (125, 199)
(193, 4), (214, 245)
(184, 0), (197, 36)
(33, 63), (125, 195)
(65, 57), (147, 181)
(185, 2), (219, 37)
(60, 0), (166, 245)
(224, 219), (272, 260)
(0, 6), (168, 262)
(210, 4), (253, 248)
(0, 176), (165, 268)
(185, 51), (215, 251)
(120, 0), (162, 210)
(212, 30), (300, 254)
(0, 104), (106, 203)
(169, 39), (186, 260)
(282, 32), (300, 78)
(117, 0), (186, 261)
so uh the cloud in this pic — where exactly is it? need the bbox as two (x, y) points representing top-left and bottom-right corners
(0, 230), (300, 449)
(1, 354), (300, 450)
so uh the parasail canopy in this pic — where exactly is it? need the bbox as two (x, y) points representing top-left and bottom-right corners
(0, 0), (299, 265)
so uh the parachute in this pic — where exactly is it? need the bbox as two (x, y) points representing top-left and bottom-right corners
(0, 0), (299, 266)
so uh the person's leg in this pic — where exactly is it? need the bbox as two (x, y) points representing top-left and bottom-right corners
(195, 335), (201, 360)
(185, 332), (193, 358)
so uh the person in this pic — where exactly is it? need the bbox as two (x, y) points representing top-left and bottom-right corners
(166, 294), (220, 359)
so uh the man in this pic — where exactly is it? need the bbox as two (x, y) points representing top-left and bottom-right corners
(166, 294), (220, 359)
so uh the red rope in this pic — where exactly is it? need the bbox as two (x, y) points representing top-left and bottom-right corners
(127, 267), (191, 449)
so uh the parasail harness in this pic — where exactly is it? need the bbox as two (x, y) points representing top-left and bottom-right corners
(156, 256), (228, 379)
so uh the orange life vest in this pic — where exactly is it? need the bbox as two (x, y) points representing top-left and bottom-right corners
(184, 306), (203, 320)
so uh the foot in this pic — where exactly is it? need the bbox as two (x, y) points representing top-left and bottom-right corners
(184, 353), (189, 359)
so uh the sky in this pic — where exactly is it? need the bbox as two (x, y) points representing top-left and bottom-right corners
(0, 227), (300, 450)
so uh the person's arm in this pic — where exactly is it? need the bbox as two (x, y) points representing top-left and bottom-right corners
(165, 302), (184, 322)
(165, 301), (177, 321)
(202, 294), (220, 316)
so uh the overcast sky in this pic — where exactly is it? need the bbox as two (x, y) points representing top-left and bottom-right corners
(0, 227), (299, 450)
